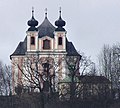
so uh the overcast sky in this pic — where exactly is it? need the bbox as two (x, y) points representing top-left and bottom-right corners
(0, 0), (120, 64)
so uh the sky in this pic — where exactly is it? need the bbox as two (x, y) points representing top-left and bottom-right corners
(0, 0), (120, 64)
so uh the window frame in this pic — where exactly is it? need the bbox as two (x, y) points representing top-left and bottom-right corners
(43, 39), (50, 49)
(31, 37), (35, 45)
(58, 37), (63, 45)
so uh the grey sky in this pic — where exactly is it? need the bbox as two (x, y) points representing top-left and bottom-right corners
(0, 0), (120, 64)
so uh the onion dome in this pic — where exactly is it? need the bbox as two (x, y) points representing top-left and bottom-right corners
(55, 7), (66, 31)
(27, 7), (38, 31)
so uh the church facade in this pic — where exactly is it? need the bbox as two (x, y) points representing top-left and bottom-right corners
(10, 8), (81, 94)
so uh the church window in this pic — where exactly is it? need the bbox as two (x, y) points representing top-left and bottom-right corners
(31, 37), (35, 45)
(43, 39), (50, 49)
(58, 37), (62, 45)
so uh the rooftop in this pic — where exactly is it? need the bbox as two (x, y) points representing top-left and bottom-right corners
(38, 17), (56, 38)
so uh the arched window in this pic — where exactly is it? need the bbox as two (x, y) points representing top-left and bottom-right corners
(43, 39), (50, 49)
(31, 37), (35, 45)
(58, 37), (62, 45)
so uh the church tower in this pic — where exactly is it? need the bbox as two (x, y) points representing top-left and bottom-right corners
(54, 8), (66, 52)
(26, 8), (39, 52)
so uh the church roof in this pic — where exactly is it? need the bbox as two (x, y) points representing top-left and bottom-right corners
(10, 38), (27, 58)
(10, 38), (80, 58)
(37, 17), (56, 38)
(10, 12), (80, 58)
(66, 39), (80, 56)
(66, 41), (78, 56)
(58, 75), (110, 84)
(79, 75), (110, 84)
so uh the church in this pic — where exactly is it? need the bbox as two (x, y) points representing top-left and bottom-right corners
(10, 8), (81, 94)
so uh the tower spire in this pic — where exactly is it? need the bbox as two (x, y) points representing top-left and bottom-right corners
(59, 7), (61, 18)
(32, 7), (34, 17)
(27, 7), (38, 31)
(55, 7), (66, 31)
(45, 8), (47, 18)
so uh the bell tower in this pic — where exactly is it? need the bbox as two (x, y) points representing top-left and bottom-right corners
(26, 7), (39, 52)
(54, 7), (67, 52)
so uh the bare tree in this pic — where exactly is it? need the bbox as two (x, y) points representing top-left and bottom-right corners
(12, 53), (64, 108)
(4, 64), (12, 95)
(98, 43), (120, 99)
(58, 52), (97, 100)
(0, 60), (12, 96)
(13, 54), (63, 93)
(12, 51), (98, 108)
(79, 52), (96, 75)
(66, 56), (80, 100)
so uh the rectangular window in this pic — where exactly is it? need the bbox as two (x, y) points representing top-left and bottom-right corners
(31, 37), (35, 45)
(43, 39), (50, 49)
(58, 37), (62, 45)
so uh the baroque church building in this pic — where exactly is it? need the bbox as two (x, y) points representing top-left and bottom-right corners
(10, 8), (81, 94)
